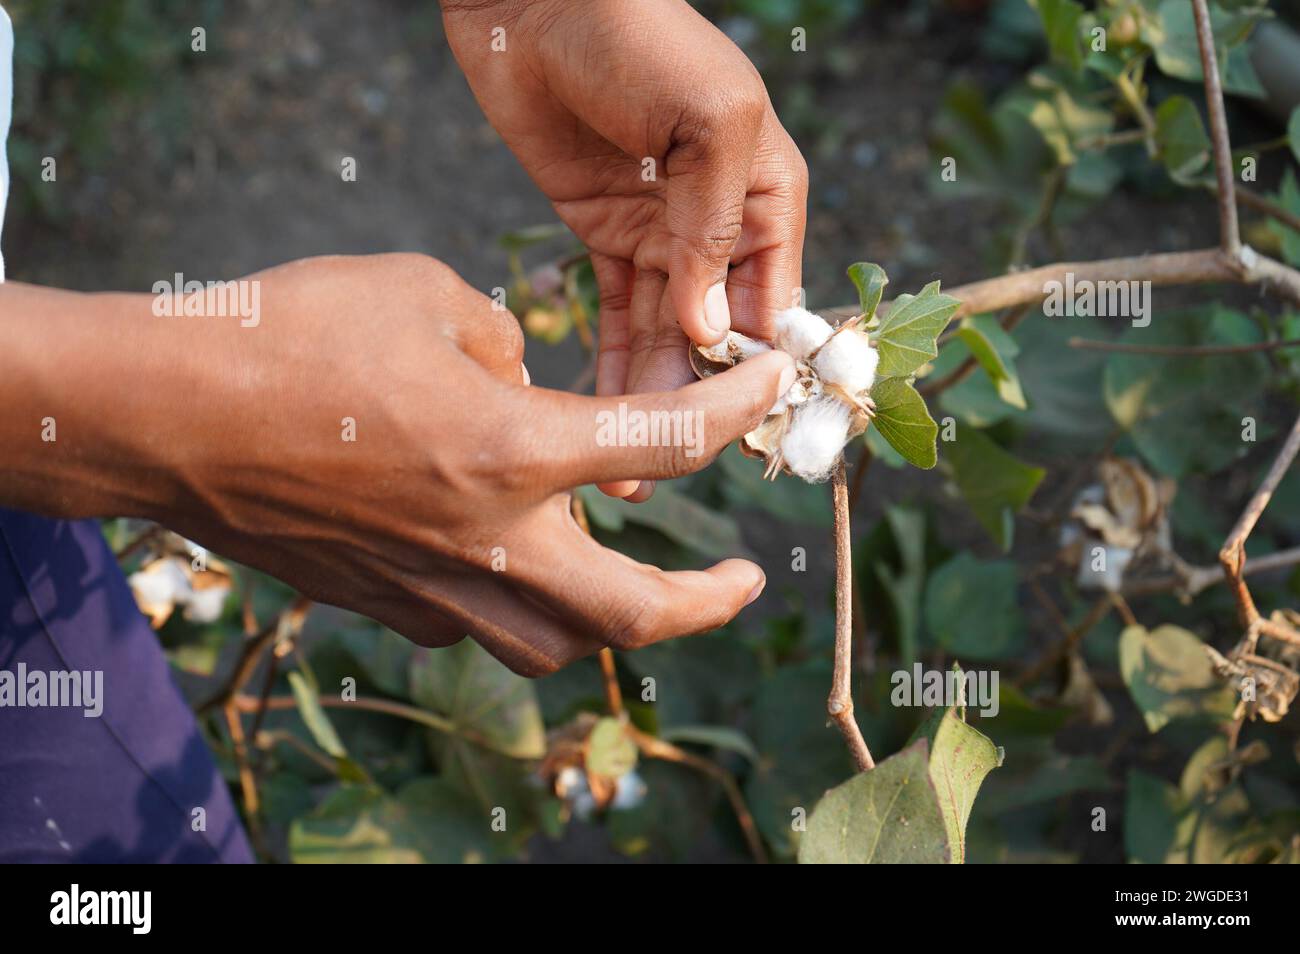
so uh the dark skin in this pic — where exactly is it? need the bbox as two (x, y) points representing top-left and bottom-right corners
(0, 1), (808, 676)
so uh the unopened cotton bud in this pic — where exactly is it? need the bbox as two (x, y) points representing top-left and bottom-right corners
(781, 397), (852, 482)
(814, 328), (878, 395)
(774, 306), (832, 360)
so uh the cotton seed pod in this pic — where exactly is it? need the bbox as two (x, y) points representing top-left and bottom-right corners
(774, 306), (833, 360)
(780, 397), (853, 483)
(813, 325), (878, 397)
(689, 329), (771, 379)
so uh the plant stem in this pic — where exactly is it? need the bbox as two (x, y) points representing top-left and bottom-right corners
(629, 726), (769, 864)
(1192, 0), (1241, 258)
(828, 462), (874, 772)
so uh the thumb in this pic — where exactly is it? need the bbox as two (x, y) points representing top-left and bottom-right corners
(664, 109), (762, 347)
(533, 349), (796, 492)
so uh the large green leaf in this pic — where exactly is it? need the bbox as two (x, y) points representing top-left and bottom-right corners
(942, 424), (1045, 550)
(1102, 306), (1269, 477)
(799, 741), (950, 863)
(1118, 624), (1238, 732)
(576, 483), (748, 559)
(1147, 0), (1268, 98)
(907, 701), (1004, 862)
(744, 660), (857, 858)
(716, 444), (830, 526)
(799, 703), (999, 864)
(923, 552), (1026, 660)
(872, 281), (961, 379)
(873, 506), (927, 669)
(869, 376), (940, 469)
(408, 641), (546, 758)
(290, 779), (491, 863)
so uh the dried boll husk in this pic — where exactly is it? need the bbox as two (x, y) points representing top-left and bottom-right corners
(689, 318), (878, 483)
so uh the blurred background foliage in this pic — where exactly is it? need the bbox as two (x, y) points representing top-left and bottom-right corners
(9, 0), (1300, 862)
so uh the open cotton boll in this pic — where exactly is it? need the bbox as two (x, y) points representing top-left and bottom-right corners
(774, 306), (833, 360)
(814, 328), (879, 395)
(781, 397), (852, 482)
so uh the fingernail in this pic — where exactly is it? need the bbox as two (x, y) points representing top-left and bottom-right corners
(744, 577), (765, 607)
(521, 363), (531, 386)
(777, 356), (797, 396)
(704, 282), (731, 338)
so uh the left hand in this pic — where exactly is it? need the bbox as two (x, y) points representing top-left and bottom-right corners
(443, 0), (808, 499)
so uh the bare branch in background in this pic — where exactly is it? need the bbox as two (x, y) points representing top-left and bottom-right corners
(1193, 0), (1242, 257)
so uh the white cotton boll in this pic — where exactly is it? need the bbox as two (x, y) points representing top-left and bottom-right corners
(611, 769), (648, 811)
(128, 557), (192, 609)
(733, 333), (773, 359)
(814, 328), (879, 395)
(774, 306), (833, 360)
(1077, 544), (1133, 593)
(781, 397), (852, 483)
(182, 583), (231, 624)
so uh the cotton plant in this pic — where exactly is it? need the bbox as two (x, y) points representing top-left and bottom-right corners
(690, 263), (959, 481)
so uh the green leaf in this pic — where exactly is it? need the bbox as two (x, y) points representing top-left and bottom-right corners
(846, 262), (888, 323)
(907, 698), (1003, 862)
(1147, 0), (1269, 98)
(408, 641), (546, 758)
(873, 506), (928, 669)
(923, 552), (1026, 660)
(956, 314), (1027, 409)
(1154, 95), (1210, 185)
(868, 376), (940, 469)
(1268, 168), (1300, 268)
(1029, 0), (1084, 71)
(800, 703), (999, 864)
(799, 741), (950, 863)
(942, 424), (1045, 551)
(577, 483), (748, 559)
(659, 724), (759, 764)
(587, 717), (638, 779)
(1118, 624), (1238, 733)
(745, 660), (857, 858)
(1102, 306), (1269, 477)
(1005, 68), (1114, 165)
(872, 282), (961, 378)
(290, 779), (492, 864)
(288, 671), (347, 759)
(717, 444), (830, 526)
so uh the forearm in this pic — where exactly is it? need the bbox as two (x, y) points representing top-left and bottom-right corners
(0, 282), (188, 520)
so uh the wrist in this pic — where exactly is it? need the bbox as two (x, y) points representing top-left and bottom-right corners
(0, 283), (193, 522)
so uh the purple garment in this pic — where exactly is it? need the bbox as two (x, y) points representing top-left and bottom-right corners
(0, 509), (253, 862)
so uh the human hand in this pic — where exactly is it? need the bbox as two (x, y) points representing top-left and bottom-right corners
(443, 0), (808, 499)
(0, 255), (795, 675)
